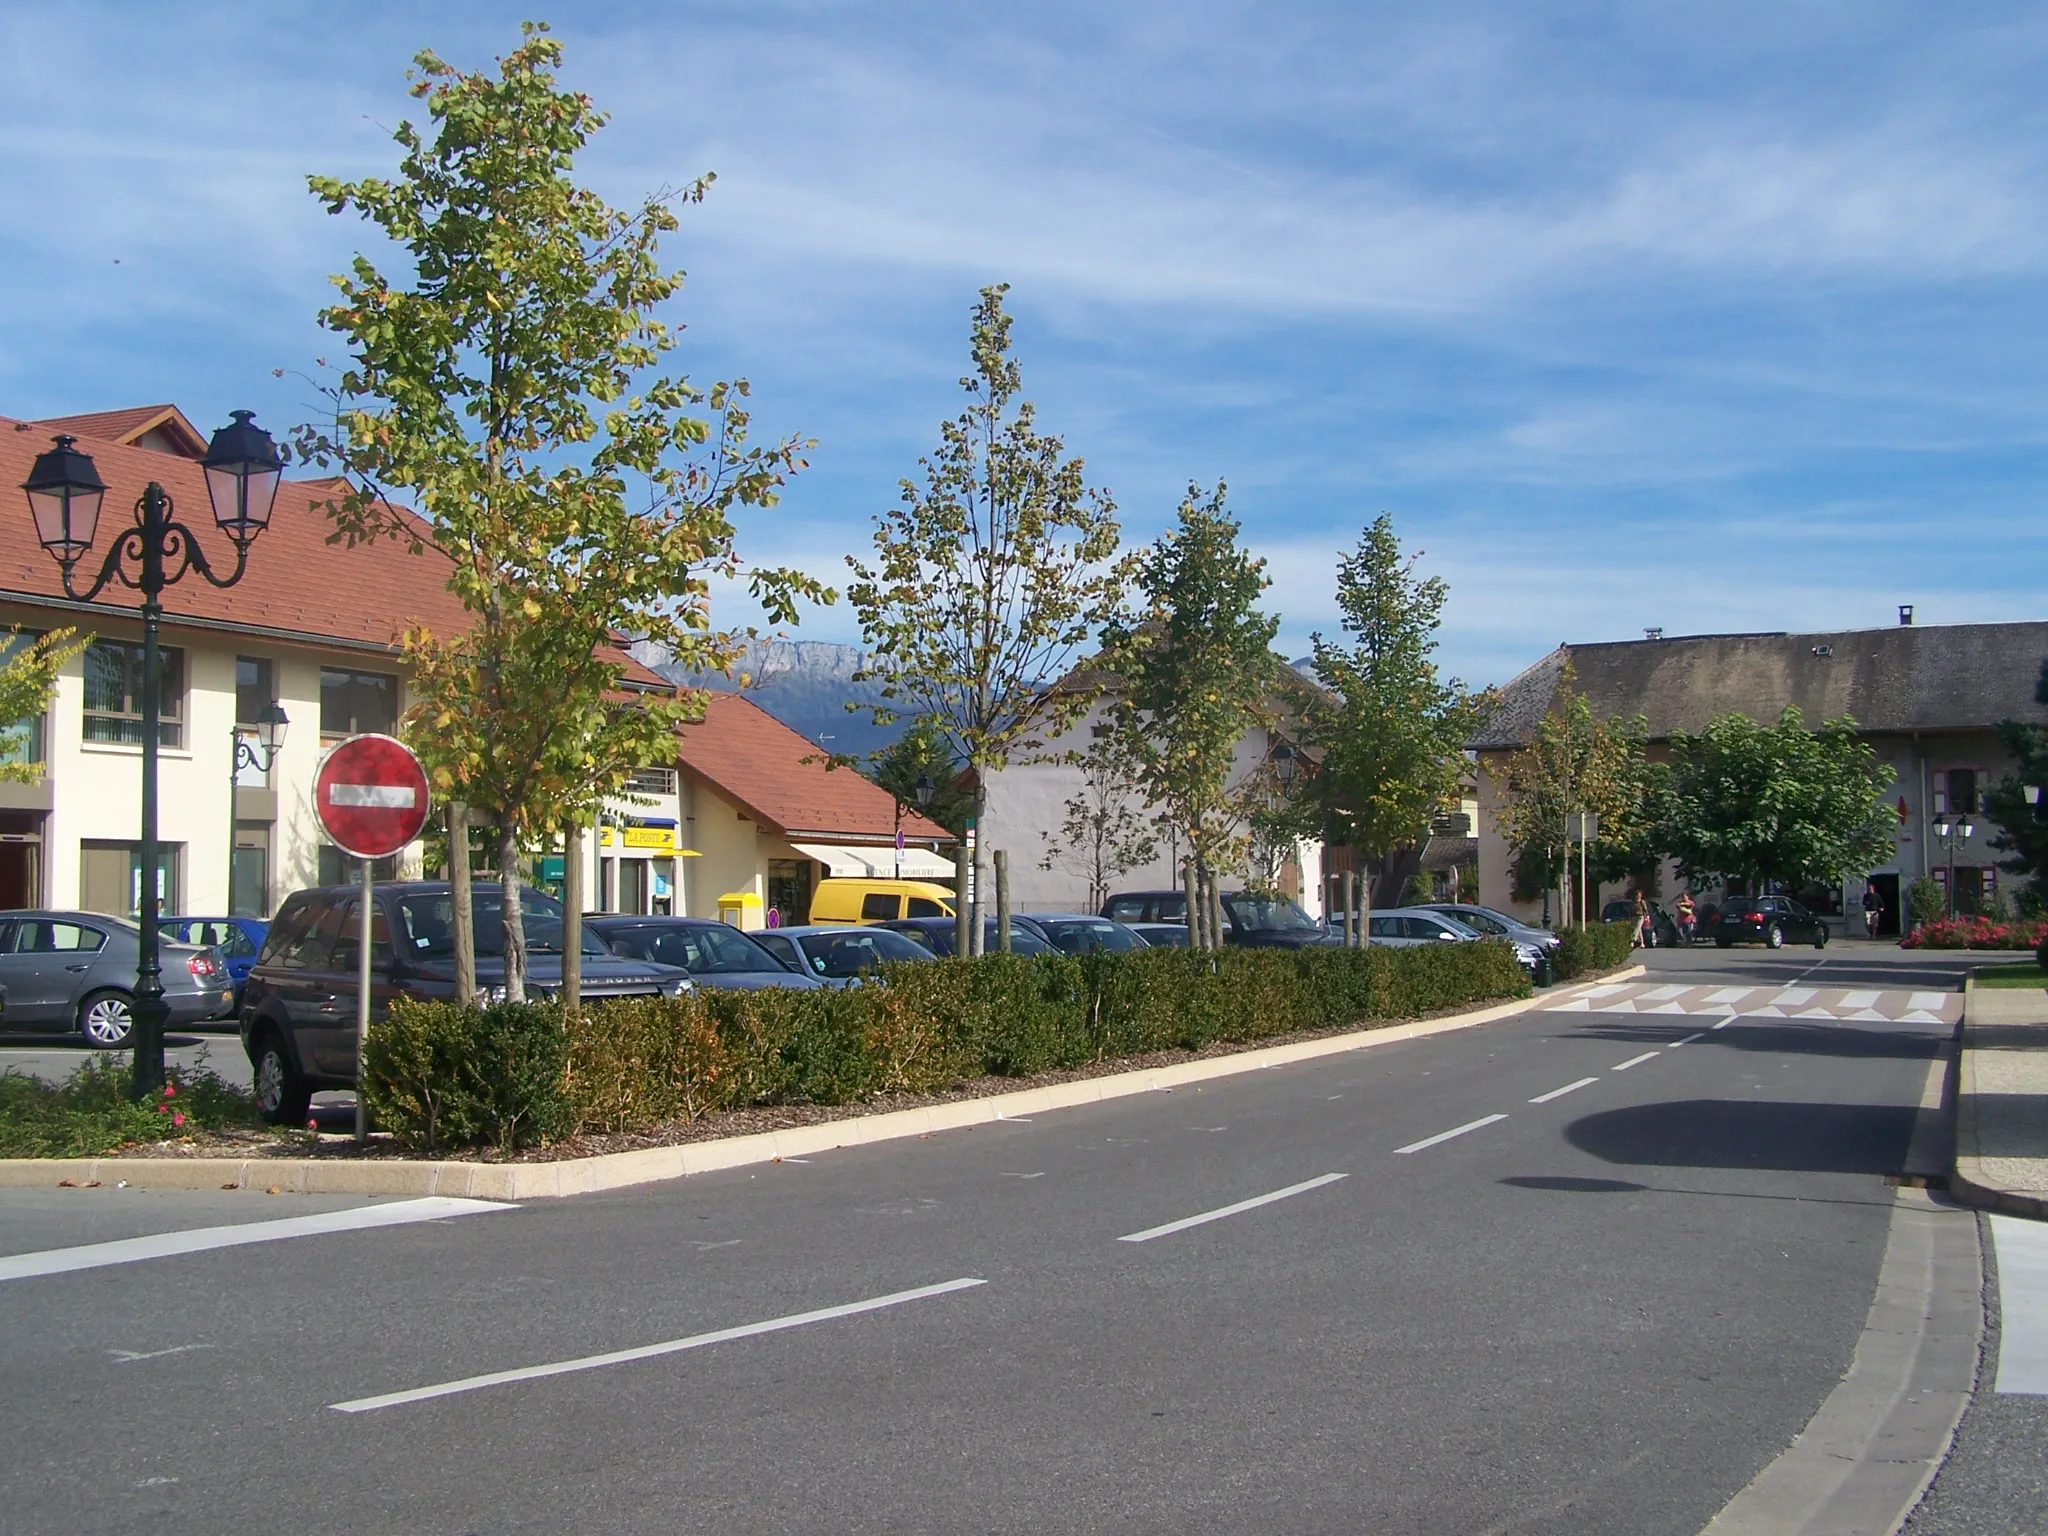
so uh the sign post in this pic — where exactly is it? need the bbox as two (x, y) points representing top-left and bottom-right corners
(313, 734), (431, 1145)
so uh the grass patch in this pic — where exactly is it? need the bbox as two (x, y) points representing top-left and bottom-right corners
(1970, 963), (2048, 990)
(0, 1055), (262, 1158)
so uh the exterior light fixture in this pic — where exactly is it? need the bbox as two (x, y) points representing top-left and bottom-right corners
(914, 772), (935, 809)
(23, 434), (107, 565)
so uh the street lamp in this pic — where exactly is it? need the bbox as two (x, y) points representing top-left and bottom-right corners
(1271, 744), (1298, 787)
(24, 413), (284, 1097)
(1930, 815), (1975, 918)
(226, 700), (289, 916)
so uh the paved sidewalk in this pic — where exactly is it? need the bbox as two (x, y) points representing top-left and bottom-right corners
(1954, 982), (2048, 1219)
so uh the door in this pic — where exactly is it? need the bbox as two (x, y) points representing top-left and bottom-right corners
(1869, 874), (1901, 938)
(315, 899), (399, 1076)
(0, 919), (110, 1027)
(267, 898), (348, 1073)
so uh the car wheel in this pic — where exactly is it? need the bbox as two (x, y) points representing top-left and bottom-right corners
(1766, 924), (1784, 949)
(1814, 927), (1828, 949)
(252, 1034), (312, 1126)
(77, 990), (134, 1049)
(1715, 936), (1732, 949)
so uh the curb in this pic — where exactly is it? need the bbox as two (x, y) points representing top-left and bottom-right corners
(1949, 974), (2048, 1222)
(1, 965), (1645, 1201)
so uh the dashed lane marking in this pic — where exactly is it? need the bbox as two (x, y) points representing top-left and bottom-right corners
(1118, 1173), (1348, 1242)
(1529, 1077), (1599, 1104)
(1393, 1115), (1509, 1156)
(1611, 1052), (1659, 1072)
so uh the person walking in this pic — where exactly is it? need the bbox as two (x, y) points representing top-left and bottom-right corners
(1674, 890), (1696, 946)
(1633, 889), (1653, 948)
(1862, 884), (1883, 940)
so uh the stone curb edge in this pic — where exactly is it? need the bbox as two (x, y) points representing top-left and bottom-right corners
(1949, 975), (2048, 1223)
(0, 964), (1645, 1200)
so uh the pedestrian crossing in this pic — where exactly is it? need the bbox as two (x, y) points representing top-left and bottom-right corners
(1542, 981), (1959, 1025)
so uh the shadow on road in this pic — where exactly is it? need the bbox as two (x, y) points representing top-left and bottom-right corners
(1562, 1022), (1943, 1062)
(1564, 1098), (1919, 1176)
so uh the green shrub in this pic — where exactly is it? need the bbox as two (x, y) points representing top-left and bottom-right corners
(0, 1056), (259, 1158)
(1551, 922), (1636, 980)
(1907, 877), (1946, 928)
(364, 999), (575, 1153)
(360, 940), (1529, 1152)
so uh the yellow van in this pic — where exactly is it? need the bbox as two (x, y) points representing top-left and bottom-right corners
(807, 878), (956, 925)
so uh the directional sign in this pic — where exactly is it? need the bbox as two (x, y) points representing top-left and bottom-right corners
(315, 734), (431, 860)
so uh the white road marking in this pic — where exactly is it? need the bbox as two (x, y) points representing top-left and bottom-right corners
(1644, 1002), (1689, 1014)
(1848, 1009), (1889, 1021)
(1900, 1010), (1946, 1025)
(1839, 991), (1881, 1008)
(0, 1197), (510, 1283)
(1584, 983), (1631, 998)
(1908, 992), (1949, 1013)
(999, 1172), (1046, 1180)
(1595, 1001), (1639, 1013)
(1393, 1115), (1509, 1156)
(1992, 1216), (2048, 1396)
(331, 1277), (987, 1413)
(1529, 1077), (1599, 1104)
(1711, 1018), (1735, 1030)
(1795, 1007), (1838, 1020)
(1669, 1032), (1706, 1048)
(1118, 1173), (1348, 1241)
(1547, 997), (1593, 1011)
(1703, 987), (1756, 1005)
(1640, 985), (1689, 1001)
(1769, 987), (1817, 1006)
(108, 1344), (212, 1363)
(1611, 1052), (1659, 1072)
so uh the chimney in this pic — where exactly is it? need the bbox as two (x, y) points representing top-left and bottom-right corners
(1898, 605), (1914, 626)
(1643, 626), (1663, 641)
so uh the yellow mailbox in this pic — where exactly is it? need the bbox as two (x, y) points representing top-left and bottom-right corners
(717, 891), (765, 931)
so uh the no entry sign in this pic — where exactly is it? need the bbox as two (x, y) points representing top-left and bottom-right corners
(315, 734), (431, 860)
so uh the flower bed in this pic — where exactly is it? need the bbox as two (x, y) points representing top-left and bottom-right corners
(1901, 916), (2048, 951)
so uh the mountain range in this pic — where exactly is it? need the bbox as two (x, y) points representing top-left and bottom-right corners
(631, 638), (904, 761)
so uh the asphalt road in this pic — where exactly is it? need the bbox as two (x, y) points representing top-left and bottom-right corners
(2, 948), (2006, 1534)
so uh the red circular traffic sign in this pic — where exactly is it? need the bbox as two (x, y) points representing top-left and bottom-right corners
(314, 734), (431, 860)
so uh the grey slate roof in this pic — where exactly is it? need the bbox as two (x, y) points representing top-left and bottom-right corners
(1470, 621), (2048, 750)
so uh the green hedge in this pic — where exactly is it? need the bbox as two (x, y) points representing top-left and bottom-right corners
(364, 941), (1530, 1153)
(1550, 921), (1637, 981)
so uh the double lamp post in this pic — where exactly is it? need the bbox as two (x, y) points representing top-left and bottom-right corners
(23, 412), (284, 1097)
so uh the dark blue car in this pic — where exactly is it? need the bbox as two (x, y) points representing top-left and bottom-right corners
(163, 916), (269, 1008)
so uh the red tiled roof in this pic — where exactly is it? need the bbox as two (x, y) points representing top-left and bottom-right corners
(33, 405), (208, 459)
(675, 692), (952, 843)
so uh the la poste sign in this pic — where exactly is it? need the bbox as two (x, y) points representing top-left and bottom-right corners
(314, 734), (431, 860)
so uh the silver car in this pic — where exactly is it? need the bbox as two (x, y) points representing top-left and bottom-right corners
(0, 910), (234, 1047)
(1371, 906), (1548, 977)
(1417, 903), (1561, 953)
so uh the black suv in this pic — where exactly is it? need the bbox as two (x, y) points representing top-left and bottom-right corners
(240, 882), (689, 1123)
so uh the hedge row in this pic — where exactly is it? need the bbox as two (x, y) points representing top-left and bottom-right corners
(364, 941), (1530, 1153)
(1550, 921), (1638, 980)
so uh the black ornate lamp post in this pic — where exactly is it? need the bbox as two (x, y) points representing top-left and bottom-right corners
(226, 700), (289, 915)
(23, 412), (283, 1097)
(1930, 814), (1975, 919)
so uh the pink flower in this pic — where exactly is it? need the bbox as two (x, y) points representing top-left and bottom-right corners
(306, 1118), (319, 1131)
(162, 1083), (176, 1098)
(172, 1113), (185, 1128)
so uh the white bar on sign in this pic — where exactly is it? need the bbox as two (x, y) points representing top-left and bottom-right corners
(330, 784), (416, 809)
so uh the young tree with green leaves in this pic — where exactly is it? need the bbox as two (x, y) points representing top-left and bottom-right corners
(1307, 515), (1490, 943)
(846, 283), (1131, 950)
(298, 25), (822, 1000)
(1097, 482), (1278, 949)
(0, 628), (84, 783)
(866, 718), (973, 839)
(1662, 708), (1894, 895)
(1038, 733), (1160, 912)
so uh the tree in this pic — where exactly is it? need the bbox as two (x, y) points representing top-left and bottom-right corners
(846, 283), (1131, 948)
(1981, 662), (2048, 897)
(298, 25), (821, 999)
(1096, 483), (1278, 948)
(0, 628), (84, 783)
(1306, 516), (1491, 941)
(867, 718), (973, 839)
(1662, 708), (1894, 894)
(1490, 662), (1658, 923)
(1038, 733), (1160, 912)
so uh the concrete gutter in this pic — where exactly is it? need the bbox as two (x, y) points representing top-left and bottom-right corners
(1949, 974), (2048, 1222)
(0, 966), (1644, 1200)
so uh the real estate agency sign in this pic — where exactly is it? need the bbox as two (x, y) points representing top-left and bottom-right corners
(314, 734), (431, 859)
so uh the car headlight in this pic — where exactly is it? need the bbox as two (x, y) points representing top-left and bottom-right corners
(662, 976), (694, 996)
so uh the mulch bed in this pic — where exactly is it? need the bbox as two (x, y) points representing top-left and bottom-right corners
(105, 988), (1548, 1164)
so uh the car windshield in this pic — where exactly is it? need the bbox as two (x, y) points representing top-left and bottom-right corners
(1444, 908), (1508, 936)
(605, 923), (783, 973)
(396, 890), (608, 958)
(1223, 895), (1318, 932)
(798, 928), (931, 977)
(1036, 918), (1145, 954)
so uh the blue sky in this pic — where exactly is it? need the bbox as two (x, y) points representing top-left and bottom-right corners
(5, 2), (2046, 686)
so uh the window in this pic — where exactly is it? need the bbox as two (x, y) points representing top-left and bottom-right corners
(235, 656), (275, 727)
(79, 840), (178, 919)
(906, 897), (946, 918)
(320, 667), (397, 738)
(1946, 769), (1979, 817)
(768, 859), (811, 925)
(11, 920), (106, 955)
(83, 640), (183, 747)
(626, 766), (677, 796)
(231, 823), (270, 917)
(0, 630), (47, 771)
(861, 892), (900, 921)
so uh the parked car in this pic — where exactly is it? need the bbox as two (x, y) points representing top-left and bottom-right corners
(586, 916), (828, 992)
(878, 916), (1058, 957)
(1415, 903), (1560, 953)
(805, 878), (956, 925)
(1713, 895), (1829, 950)
(240, 883), (690, 1124)
(0, 910), (233, 1047)
(1127, 922), (1190, 949)
(1101, 889), (1336, 949)
(162, 916), (269, 1006)
(1366, 907), (1549, 978)
(1600, 900), (1682, 948)
(749, 923), (932, 982)
(1016, 914), (1150, 955)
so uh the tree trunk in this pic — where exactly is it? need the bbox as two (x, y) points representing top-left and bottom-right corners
(563, 822), (583, 1011)
(1359, 854), (1373, 948)
(449, 801), (476, 1006)
(994, 849), (1011, 953)
(953, 841), (972, 959)
(1183, 860), (1203, 948)
(1209, 874), (1227, 951)
(499, 821), (527, 1004)
(1340, 870), (1355, 947)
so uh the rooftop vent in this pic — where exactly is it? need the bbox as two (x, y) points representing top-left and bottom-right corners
(1644, 627), (1663, 641)
(1899, 604), (1914, 626)
(1812, 644), (1834, 657)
